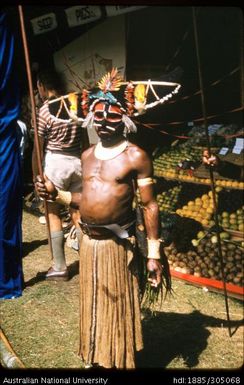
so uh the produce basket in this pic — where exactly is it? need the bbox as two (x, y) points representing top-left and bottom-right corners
(165, 228), (243, 300)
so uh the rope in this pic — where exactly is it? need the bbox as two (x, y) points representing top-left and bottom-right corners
(134, 105), (243, 137)
(240, 19), (244, 108)
(167, 67), (240, 105)
(164, 8), (201, 72)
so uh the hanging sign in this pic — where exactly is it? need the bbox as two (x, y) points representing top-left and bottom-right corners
(65, 6), (102, 27)
(105, 5), (146, 17)
(30, 13), (57, 35)
(232, 138), (244, 154)
(219, 147), (229, 155)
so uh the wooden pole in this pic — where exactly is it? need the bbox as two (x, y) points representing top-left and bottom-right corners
(0, 328), (25, 368)
(18, 5), (53, 260)
(192, 7), (232, 336)
(240, 15), (244, 109)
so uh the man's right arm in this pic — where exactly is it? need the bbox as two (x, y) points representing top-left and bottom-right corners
(35, 175), (81, 209)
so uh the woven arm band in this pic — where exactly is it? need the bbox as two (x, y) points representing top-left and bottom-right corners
(137, 177), (154, 187)
(55, 189), (72, 206)
(147, 239), (161, 259)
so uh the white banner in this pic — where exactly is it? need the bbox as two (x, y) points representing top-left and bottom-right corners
(30, 13), (57, 35)
(54, 15), (126, 90)
(65, 6), (102, 27)
(105, 5), (146, 17)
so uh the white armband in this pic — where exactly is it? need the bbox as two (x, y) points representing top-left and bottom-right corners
(56, 189), (72, 206)
(137, 177), (154, 187)
(147, 239), (161, 259)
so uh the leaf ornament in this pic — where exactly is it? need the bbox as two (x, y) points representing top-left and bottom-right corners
(124, 82), (135, 116)
(81, 89), (90, 117)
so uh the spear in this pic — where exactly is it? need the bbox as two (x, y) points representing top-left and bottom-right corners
(192, 7), (232, 336)
(0, 328), (25, 368)
(18, 5), (53, 261)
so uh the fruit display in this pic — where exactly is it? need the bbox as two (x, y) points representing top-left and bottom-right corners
(156, 185), (182, 212)
(215, 179), (244, 189)
(152, 126), (243, 292)
(217, 190), (244, 233)
(153, 146), (202, 176)
(219, 208), (244, 233)
(175, 189), (217, 227)
(172, 186), (244, 233)
(153, 141), (243, 190)
(165, 230), (243, 287)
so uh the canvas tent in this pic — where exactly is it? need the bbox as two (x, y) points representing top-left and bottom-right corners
(3, 5), (243, 149)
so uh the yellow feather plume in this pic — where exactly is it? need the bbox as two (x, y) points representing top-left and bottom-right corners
(134, 84), (146, 103)
(68, 93), (78, 112)
(97, 67), (122, 93)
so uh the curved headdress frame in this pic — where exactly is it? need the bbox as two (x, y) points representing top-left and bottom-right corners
(82, 67), (181, 118)
(122, 80), (181, 117)
(47, 68), (181, 123)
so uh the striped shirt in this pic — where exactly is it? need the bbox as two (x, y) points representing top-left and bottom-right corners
(37, 100), (83, 155)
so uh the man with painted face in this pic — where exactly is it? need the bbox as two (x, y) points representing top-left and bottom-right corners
(35, 72), (163, 369)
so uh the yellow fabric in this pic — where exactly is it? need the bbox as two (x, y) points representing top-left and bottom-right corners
(55, 189), (72, 206)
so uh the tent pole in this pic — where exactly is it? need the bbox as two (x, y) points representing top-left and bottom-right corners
(240, 16), (244, 108)
(192, 7), (232, 337)
(18, 5), (54, 261)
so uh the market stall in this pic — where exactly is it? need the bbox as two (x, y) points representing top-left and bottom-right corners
(4, 5), (243, 301)
(152, 125), (243, 299)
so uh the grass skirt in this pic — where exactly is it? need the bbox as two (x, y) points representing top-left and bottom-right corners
(78, 233), (143, 368)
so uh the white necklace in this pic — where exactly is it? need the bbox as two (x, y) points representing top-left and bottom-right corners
(94, 140), (128, 160)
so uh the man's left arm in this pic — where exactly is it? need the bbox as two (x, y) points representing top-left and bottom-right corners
(135, 149), (162, 287)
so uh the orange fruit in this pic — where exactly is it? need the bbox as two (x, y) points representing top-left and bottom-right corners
(202, 194), (209, 201)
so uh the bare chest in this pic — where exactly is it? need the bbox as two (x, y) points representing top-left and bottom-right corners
(83, 153), (132, 184)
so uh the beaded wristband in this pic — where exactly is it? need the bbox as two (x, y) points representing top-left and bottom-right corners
(55, 189), (72, 206)
(137, 177), (154, 187)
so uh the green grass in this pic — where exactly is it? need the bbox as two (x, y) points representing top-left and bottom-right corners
(0, 210), (243, 369)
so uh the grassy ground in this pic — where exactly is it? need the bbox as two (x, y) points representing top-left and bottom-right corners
(0, 208), (243, 370)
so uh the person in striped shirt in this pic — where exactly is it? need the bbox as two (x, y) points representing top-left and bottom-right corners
(32, 69), (89, 281)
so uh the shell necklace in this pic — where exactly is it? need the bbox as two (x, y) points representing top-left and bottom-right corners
(94, 140), (128, 160)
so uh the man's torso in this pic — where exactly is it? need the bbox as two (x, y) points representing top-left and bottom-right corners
(79, 143), (139, 225)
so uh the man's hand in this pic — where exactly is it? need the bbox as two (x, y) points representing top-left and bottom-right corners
(202, 149), (219, 167)
(147, 258), (162, 288)
(35, 175), (57, 201)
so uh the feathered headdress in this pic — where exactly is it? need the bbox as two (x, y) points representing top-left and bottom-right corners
(97, 67), (122, 92)
(83, 68), (125, 110)
(48, 67), (181, 134)
(82, 67), (137, 134)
